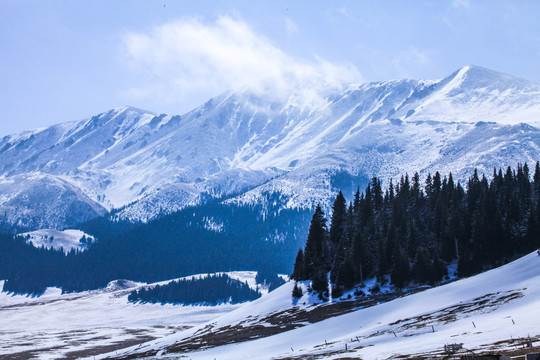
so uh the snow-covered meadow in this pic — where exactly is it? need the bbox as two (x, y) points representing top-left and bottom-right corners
(0, 271), (261, 360)
(19, 228), (94, 253)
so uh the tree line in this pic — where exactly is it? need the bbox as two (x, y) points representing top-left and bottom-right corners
(127, 274), (261, 305)
(291, 163), (540, 298)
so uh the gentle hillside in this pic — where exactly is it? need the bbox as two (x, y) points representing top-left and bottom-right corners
(101, 251), (540, 359)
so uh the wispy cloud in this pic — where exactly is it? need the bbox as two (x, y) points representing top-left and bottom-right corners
(452, 0), (470, 10)
(122, 16), (362, 110)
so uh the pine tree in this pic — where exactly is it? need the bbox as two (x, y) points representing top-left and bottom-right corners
(391, 245), (410, 289)
(371, 177), (383, 211)
(311, 268), (328, 297)
(292, 282), (303, 298)
(351, 230), (366, 285)
(534, 162), (540, 197)
(353, 187), (361, 215)
(339, 255), (355, 290)
(425, 173), (433, 198)
(432, 171), (442, 202)
(303, 205), (328, 278)
(430, 252), (447, 283)
(291, 249), (306, 280)
(412, 247), (431, 283)
(328, 191), (347, 261)
(388, 178), (395, 202)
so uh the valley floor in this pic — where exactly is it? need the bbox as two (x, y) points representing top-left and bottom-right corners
(0, 272), (260, 360)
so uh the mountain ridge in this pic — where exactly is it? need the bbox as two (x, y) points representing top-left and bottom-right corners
(1, 65), (539, 230)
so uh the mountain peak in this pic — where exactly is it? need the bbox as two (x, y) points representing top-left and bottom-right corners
(443, 65), (538, 90)
(107, 105), (156, 117)
(457, 64), (488, 74)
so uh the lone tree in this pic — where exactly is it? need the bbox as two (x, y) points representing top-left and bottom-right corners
(292, 282), (303, 298)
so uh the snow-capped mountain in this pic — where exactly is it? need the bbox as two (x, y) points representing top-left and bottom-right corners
(0, 173), (106, 230)
(1, 65), (540, 229)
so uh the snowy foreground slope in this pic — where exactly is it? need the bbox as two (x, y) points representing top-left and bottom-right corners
(1, 66), (540, 229)
(98, 252), (540, 360)
(0, 272), (262, 360)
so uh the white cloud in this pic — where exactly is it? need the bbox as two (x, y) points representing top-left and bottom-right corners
(122, 16), (362, 111)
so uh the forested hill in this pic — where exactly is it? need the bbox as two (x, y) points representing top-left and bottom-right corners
(127, 274), (262, 306)
(292, 163), (540, 298)
(0, 199), (311, 295)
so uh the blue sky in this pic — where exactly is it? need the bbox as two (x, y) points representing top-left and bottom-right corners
(1, 0), (539, 136)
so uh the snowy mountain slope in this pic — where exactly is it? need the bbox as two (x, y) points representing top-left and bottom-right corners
(1, 66), (540, 229)
(99, 251), (540, 360)
(0, 271), (261, 360)
(228, 116), (540, 210)
(0, 173), (106, 230)
(404, 65), (540, 126)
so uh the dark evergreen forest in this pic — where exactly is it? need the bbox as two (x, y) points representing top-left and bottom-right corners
(3, 163), (539, 298)
(0, 195), (311, 295)
(291, 163), (540, 298)
(127, 274), (261, 305)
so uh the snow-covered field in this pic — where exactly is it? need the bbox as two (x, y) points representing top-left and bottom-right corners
(96, 251), (540, 360)
(19, 228), (94, 253)
(2, 253), (538, 360)
(0, 271), (261, 360)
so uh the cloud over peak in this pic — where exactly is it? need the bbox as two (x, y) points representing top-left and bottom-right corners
(123, 16), (362, 111)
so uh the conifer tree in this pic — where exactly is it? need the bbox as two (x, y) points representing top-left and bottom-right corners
(430, 252), (447, 283)
(303, 205), (328, 278)
(425, 173), (433, 198)
(292, 282), (303, 298)
(412, 247), (431, 283)
(432, 171), (442, 202)
(329, 191), (347, 260)
(534, 162), (540, 196)
(391, 245), (410, 289)
(311, 268), (328, 297)
(291, 249), (306, 280)
(353, 187), (361, 215)
(351, 230), (366, 285)
(371, 177), (383, 211)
